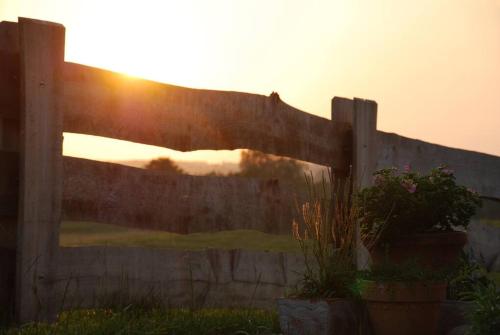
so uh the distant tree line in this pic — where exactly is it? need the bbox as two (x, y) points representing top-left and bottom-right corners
(144, 150), (306, 185)
(144, 157), (185, 174)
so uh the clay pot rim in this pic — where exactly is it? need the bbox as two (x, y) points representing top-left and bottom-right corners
(359, 279), (447, 287)
(360, 279), (448, 302)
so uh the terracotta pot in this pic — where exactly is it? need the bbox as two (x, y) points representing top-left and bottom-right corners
(276, 298), (371, 335)
(371, 231), (467, 269)
(361, 280), (447, 335)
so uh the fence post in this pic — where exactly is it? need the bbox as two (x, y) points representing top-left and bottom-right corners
(16, 18), (65, 323)
(332, 97), (377, 269)
(352, 98), (378, 190)
(0, 20), (20, 321)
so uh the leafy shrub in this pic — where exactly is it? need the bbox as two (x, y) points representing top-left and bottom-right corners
(357, 166), (481, 243)
(463, 282), (500, 335)
(447, 253), (492, 301)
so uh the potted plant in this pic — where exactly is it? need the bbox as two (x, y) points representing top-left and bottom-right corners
(277, 171), (371, 335)
(357, 166), (482, 335)
(357, 166), (481, 269)
(358, 260), (449, 335)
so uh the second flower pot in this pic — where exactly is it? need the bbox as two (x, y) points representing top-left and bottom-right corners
(361, 280), (447, 335)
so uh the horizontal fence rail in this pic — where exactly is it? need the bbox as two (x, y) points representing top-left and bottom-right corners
(62, 63), (347, 167)
(377, 131), (500, 200)
(53, 246), (304, 310)
(63, 157), (298, 234)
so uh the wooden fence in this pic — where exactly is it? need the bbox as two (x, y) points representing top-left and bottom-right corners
(1, 18), (499, 323)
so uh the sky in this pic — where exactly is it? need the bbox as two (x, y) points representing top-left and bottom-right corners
(1, 0), (500, 163)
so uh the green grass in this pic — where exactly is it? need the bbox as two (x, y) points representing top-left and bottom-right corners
(0, 308), (280, 335)
(488, 272), (500, 286)
(60, 221), (299, 252)
(482, 219), (500, 228)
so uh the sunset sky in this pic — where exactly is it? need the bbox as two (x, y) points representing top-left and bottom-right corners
(1, 0), (499, 163)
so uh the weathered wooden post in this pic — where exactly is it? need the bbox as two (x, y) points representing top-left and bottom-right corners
(332, 97), (377, 268)
(16, 17), (65, 323)
(0, 20), (20, 322)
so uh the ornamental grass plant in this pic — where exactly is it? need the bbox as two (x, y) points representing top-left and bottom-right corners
(290, 170), (377, 299)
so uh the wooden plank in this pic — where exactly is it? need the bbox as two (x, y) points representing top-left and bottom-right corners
(62, 63), (344, 166)
(0, 151), (18, 318)
(0, 21), (19, 53)
(0, 247), (15, 317)
(353, 98), (378, 189)
(332, 97), (377, 270)
(332, 97), (378, 187)
(62, 157), (297, 234)
(52, 246), (304, 310)
(351, 99), (377, 270)
(0, 117), (19, 152)
(376, 131), (500, 200)
(0, 21), (20, 120)
(0, 21), (19, 320)
(0, 151), (18, 219)
(16, 18), (65, 323)
(331, 97), (354, 176)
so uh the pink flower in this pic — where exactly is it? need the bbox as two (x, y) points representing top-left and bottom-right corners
(373, 174), (384, 186)
(404, 164), (411, 172)
(467, 188), (478, 195)
(401, 179), (417, 193)
(441, 168), (454, 175)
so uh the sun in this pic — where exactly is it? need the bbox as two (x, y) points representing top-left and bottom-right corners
(63, 0), (210, 87)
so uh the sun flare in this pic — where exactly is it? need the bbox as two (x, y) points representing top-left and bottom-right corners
(64, 1), (211, 87)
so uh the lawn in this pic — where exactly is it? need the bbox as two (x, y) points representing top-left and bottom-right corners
(60, 220), (500, 252)
(60, 221), (299, 253)
(0, 308), (280, 335)
(483, 219), (500, 228)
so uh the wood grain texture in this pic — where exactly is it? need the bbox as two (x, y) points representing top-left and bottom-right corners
(331, 97), (354, 176)
(332, 97), (377, 270)
(16, 18), (65, 323)
(53, 246), (304, 310)
(352, 98), (377, 189)
(62, 157), (297, 234)
(0, 151), (18, 220)
(62, 63), (345, 167)
(0, 21), (20, 320)
(0, 21), (20, 151)
(0, 151), (18, 316)
(376, 131), (500, 200)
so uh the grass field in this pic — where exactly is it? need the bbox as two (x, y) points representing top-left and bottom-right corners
(60, 219), (500, 251)
(60, 221), (300, 252)
(483, 219), (500, 228)
(60, 219), (500, 252)
(0, 308), (280, 335)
